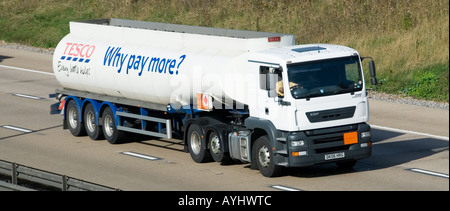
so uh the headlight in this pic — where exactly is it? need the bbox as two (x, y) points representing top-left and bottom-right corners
(361, 131), (371, 138)
(291, 140), (305, 147)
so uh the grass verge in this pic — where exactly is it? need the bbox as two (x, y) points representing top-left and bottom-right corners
(1, 0), (448, 102)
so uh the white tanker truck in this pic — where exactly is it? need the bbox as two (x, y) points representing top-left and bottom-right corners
(51, 19), (378, 177)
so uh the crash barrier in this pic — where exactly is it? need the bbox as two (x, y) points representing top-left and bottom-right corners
(0, 159), (119, 191)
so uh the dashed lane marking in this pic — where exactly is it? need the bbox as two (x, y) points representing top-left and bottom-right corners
(12, 93), (45, 100)
(407, 168), (449, 179)
(270, 185), (303, 191)
(121, 151), (162, 161)
(1, 125), (34, 133)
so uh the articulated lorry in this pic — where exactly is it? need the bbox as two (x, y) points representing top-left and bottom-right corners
(51, 19), (378, 177)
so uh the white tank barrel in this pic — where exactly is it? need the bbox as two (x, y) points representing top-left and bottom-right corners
(52, 19), (295, 108)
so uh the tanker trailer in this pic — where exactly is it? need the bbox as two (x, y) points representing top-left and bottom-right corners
(51, 19), (377, 177)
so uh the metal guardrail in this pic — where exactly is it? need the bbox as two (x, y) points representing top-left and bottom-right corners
(0, 181), (36, 191)
(0, 159), (119, 191)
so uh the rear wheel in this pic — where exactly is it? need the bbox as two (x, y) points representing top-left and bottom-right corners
(102, 107), (124, 144)
(187, 124), (211, 163)
(209, 131), (230, 163)
(252, 135), (283, 177)
(66, 100), (85, 136)
(84, 103), (103, 140)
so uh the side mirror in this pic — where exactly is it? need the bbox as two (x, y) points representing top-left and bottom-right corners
(369, 60), (376, 77)
(362, 57), (378, 86)
(369, 60), (378, 85)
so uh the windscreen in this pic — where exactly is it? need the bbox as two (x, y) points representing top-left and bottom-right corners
(287, 56), (363, 99)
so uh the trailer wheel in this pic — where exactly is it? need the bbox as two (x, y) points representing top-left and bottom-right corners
(187, 124), (211, 163)
(84, 103), (103, 140)
(66, 100), (86, 136)
(102, 107), (124, 144)
(252, 135), (283, 177)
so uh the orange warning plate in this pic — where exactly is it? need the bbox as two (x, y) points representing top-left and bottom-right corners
(344, 132), (358, 145)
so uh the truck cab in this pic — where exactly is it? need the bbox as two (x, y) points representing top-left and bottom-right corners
(240, 44), (375, 176)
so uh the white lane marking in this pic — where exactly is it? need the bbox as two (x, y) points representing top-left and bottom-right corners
(270, 185), (302, 191)
(0, 64), (54, 76)
(371, 125), (449, 141)
(13, 93), (44, 100)
(1, 125), (34, 133)
(121, 151), (161, 161)
(408, 168), (449, 179)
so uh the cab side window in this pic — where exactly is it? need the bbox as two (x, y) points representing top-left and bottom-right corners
(259, 66), (282, 98)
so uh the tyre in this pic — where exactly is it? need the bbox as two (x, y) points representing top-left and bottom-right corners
(252, 135), (283, 177)
(187, 124), (211, 163)
(84, 103), (103, 140)
(208, 131), (230, 163)
(65, 100), (86, 136)
(101, 107), (124, 144)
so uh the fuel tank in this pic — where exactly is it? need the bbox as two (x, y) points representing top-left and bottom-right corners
(52, 19), (294, 108)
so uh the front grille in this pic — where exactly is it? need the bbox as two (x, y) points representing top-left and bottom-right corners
(313, 136), (342, 144)
(306, 106), (356, 123)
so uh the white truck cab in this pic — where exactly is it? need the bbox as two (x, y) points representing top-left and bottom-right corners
(251, 44), (369, 131)
(240, 44), (375, 176)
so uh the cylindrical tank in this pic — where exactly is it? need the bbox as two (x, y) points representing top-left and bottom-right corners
(52, 19), (294, 108)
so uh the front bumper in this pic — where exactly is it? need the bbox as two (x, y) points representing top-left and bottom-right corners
(276, 123), (372, 167)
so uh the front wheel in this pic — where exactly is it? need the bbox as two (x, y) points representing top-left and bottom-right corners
(252, 135), (283, 177)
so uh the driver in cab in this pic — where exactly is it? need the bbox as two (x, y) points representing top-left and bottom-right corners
(276, 76), (299, 97)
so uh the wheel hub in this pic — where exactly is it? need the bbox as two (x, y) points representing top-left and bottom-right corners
(103, 115), (114, 137)
(86, 111), (96, 132)
(68, 107), (78, 129)
(190, 131), (201, 155)
(210, 135), (220, 155)
(258, 146), (271, 168)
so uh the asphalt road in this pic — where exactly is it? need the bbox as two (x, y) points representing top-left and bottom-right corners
(0, 47), (448, 191)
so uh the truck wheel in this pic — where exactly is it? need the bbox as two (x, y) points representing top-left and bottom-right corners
(84, 103), (103, 140)
(102, 107), (124, 144)
(209, 131), (229, 163)
(66, 100), (86, 136)
(252, 135), (283, 177)
(187, 124), (211, 163)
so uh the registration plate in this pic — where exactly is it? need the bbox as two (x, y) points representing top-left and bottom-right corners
(325, 152), (345, 160)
